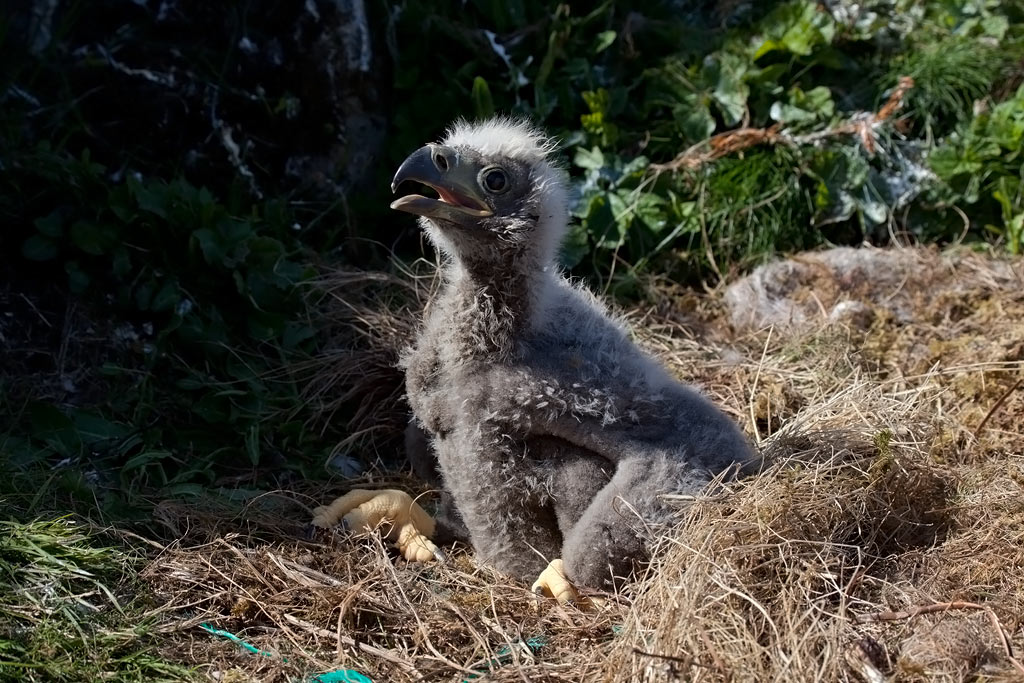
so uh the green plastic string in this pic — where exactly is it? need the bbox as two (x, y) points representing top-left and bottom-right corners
(462, 636), (548, 682)
(198, 622), (281, 660)
(198, 622), (374, 682)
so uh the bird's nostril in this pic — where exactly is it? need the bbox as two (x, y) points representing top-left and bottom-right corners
(432, 150), (449, 172)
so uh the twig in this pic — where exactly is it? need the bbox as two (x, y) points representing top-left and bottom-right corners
(282, 612), (420, 672)
(651, 77), (914, 173)
(747, 324), (774, 446)
(973, 378), (1022, 441)
(266, 552), (346, 587)
(854, 601), (1024, 676)
(633, 648), (698, 667)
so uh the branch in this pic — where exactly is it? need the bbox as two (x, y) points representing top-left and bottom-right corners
(854, 600), (1024, 677)
(650, 76), (914, 174)
(973, 378), (1022, 441)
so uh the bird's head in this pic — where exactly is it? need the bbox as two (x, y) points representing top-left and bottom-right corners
(390, 117), (569, 270)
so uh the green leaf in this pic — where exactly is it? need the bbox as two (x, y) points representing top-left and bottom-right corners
(65, 261), (91, 294)
(599, 191), (629, 249)
(754, 1), (836, 59)
(582, 88), (611, 114)
(245, 424), (261, 466)
(70, 220), (118, 255)
(1007, 214), (1023, 255)
(559, 222), (591, 268)
(134, 280), (155, 310)
(193, 228), (224, 265)
(980, 15), (1009, 41)
(34, 211), (64, 238)
(111, 247), (132, 278)
(676, 101), (716, 143)
(631, 192), (669, 234)
(282, 322), (316, 349)
(929, 146), (982, 180)
(574, 146), (605, 170)
(22, 234), (58, 261)
(707, 52), (749, 127)
(131, 178), (169, 219)
(30, 401), (74, 433)
(163, 483), (205, 498)
(151, 280), (180, 312)
(73, 412), (129, 445)
(579, 193), (616, 249)
(28, 402), (80, 455)
(770, 86), (834, 125)
(593, 30), (616, 53)
(471, 77), (495, 119)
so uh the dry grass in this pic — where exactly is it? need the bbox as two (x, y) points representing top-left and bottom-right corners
(140, 246), (1023, 682)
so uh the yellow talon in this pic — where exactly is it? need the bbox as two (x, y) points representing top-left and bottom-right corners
(311, 489), (442, 563)
(531, 559), (580, 604)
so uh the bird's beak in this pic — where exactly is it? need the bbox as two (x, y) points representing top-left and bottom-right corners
(390, 144), (493, 220)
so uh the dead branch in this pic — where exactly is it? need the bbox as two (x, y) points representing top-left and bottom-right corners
(854, 600), (1024, 677)
(283, 612), (421, 673)
(973, 378), (1022, 441)
(650, 76), (914, 173)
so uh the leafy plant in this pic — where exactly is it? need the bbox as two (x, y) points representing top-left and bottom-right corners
(3, 0), (1024, 510)
(1, 140), (328, 513)
(930, 84), (1024, 253)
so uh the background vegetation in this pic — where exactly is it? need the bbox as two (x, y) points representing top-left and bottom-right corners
(1, 1), (1023, 679)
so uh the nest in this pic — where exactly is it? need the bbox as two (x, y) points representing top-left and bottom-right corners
(140, 246), (1023, 682)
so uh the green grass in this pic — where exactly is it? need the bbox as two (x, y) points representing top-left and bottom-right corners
(0, 516), (198, 682)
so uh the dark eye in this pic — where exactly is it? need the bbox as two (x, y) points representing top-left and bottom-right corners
(481, 168), (509, 194)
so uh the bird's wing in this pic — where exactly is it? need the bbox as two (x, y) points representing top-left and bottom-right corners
(495, 364), (681, 465)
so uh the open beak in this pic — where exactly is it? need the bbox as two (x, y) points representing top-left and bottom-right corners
(390, 144), (493, 220)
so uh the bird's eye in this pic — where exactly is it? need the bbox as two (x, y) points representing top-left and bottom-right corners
(481, 168), (509, 194)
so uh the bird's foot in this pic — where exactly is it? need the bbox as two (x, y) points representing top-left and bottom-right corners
(309, 489), (444, 563)
(531, 559), (608, 610)
(531, 559), (581, 605)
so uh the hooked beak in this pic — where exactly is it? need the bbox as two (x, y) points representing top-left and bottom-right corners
(390, 144), (493, 220)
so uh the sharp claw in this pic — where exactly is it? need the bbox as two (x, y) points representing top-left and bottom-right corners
(432, 547), (447, 563)
(340, 518), (350, 532)
(303, 524), (318, 541)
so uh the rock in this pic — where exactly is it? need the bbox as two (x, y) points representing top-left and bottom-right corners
(328, 453), (365, 478)
(724, 246), (1022, 332)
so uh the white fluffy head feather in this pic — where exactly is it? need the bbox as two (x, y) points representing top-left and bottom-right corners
(442, 116), (561, 164)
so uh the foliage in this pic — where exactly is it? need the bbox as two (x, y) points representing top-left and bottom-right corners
(386, 0), (1024, 280)
(0, 135), (332, 515)
(0, 0), (1019, 516)
(929, 84), (1024, 253)
(0, 47), (337, 516)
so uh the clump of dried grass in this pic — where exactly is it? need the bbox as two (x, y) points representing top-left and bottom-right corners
(296, 261), (438, 465)
(143, 488), (625, 681)
(600, 382), (963, 682)
(142, 246), (1023, 682)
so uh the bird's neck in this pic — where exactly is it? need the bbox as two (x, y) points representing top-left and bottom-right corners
(439, 252), (552, 361)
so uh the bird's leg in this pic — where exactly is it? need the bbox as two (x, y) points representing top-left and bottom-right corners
(310, 489), (444, 563)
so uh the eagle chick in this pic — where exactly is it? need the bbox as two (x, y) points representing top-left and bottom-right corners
(313, 117), (756, 601)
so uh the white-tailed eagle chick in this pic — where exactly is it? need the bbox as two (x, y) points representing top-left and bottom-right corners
(312, 117), (756, 602)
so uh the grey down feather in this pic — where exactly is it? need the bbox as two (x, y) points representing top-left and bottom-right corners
(392, 117), (756, 590)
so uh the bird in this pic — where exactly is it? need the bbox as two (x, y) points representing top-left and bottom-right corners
(311, 117), (756, 602)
